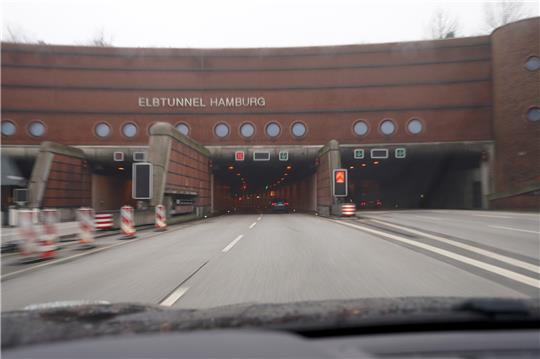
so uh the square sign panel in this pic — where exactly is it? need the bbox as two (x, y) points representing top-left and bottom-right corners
(253, 151), (270, 161)
(113, 151), (125, 162)
(235, 151), (245, 161)
(395, 148), (407, 159)
(370, 148), (389, 159)
(353, 149), (365, 159)
(279, 151), (288, 161)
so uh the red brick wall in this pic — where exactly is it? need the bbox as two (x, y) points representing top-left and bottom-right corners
(1, 36), (492, 147)
(491, 18), (540, 198)
(491, 193), (540, 211)
(165, 141), (211, 206)
(42, 154), (91, 207)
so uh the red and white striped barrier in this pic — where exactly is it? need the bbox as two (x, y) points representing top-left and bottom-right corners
(95, 212), (114, 230)
(77, 207), (96, 249)
(341, 203), (356, 217)
(155, 204), (167, 231)
(18, 209), (56, 262)
(40, 209), (59, 247)
(120, 205), (136, 239)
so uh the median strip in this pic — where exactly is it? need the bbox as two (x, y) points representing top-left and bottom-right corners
(332, 219), (540, 289)
(488, 225), (540, 235)
(371, 219), (540, 274)
(222, 234), (244, 252)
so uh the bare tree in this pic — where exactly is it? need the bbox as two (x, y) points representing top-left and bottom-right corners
(484, 1), (527, 30)
(428, 8), (459, 40)
(89, 28), (113, 47)
(2, 25), (31, 43)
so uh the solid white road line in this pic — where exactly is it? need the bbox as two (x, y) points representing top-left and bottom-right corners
(249, 222), (257, 229)
(407, 215), (443, 221)
(489, 225), (540, 235)
(333, 220), (540, 289)
(222, 234), (244, 252)
(372, 219), (540, 274)
(1, 239), (142, 281)
(472, 214), (512, 219)
(159, 286), (189, 307)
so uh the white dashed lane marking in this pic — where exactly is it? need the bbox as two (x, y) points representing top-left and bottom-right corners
(159, 287), (189, 306)
(222, 235), (244, 252)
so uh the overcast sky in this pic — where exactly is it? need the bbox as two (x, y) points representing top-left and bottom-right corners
(1, 0), (538, 48)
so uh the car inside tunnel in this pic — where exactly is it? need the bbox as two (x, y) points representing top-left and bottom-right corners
(211, 153), (317, 213)
(341, 144), (487, 210)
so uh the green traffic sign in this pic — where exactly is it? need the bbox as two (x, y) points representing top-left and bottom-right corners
(279, 151), (288, 161)
(353, 149), (365, 159)
(395, 148), (406, 158)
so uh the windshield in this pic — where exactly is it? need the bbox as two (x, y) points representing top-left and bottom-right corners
(1, 0), (539, 340)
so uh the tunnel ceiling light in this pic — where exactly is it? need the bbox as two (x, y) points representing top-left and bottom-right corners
(361, 163), (367, 167)
(236, 173), (241, 176)
(284, 173), (288, 176)
(286, 165), (292, 170)
(373, 161), (380, 165)
(117, 167), (125, 171)
(349, 166), (354, 169)
(228, 165), (234, 170)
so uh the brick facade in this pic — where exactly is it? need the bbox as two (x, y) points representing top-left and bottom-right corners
(165, 141), (211, 207)
(42, 154), (91, 208)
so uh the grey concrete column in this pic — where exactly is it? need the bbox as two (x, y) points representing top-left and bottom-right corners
(147, 130), (172, 207)
(481, 144), (495, 209)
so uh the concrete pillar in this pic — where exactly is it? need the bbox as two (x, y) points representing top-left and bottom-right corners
(481, 144), (495, 209)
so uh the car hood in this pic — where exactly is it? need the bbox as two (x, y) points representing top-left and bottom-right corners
(2, 297), (539, 349)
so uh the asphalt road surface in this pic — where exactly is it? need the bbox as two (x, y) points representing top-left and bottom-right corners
(2, 211), (539, 312)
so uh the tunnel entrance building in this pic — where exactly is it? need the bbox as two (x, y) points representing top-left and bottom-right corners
(2, 17), (539, 221)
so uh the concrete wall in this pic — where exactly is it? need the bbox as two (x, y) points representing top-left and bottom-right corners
(27, 141), (91, 210)
(147, 122), (211, 215)
(316, 140), (341, 216)
(91, 174), (135, 211)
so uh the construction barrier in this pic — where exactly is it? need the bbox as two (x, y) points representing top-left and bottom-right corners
(155, 204), (167, 231)
(17, 209), (56, 262)
(40, 209), (59, 247)
(95, 212), (114, 230)
(77, 207), (96, 249)
(341, 203), (356, 217)
(120, 205), (136, 239)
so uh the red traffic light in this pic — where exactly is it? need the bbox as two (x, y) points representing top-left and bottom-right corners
(335, 170), (346, 183)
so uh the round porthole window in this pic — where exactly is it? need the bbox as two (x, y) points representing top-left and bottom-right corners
(407, 119), (423, 134)
(28, 121), (45, 137)
(95, 122), (111, 138)
(353, 120), (369, 136)
(379, 119), (396, 135)
(122, 123), (138, 138)
(527, 107), (540, 122)
(265, 122), (281, 138)
(1, 121), (16, 136)
(240, 123), (255, 138)
(176, 123), (190, 136)
(214, 123), (230, 138)
(525, 56), (540, 71)
(291, 122), (307, 138)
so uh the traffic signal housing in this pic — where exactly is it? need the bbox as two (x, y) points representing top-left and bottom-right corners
(333, 169), (348, 197)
